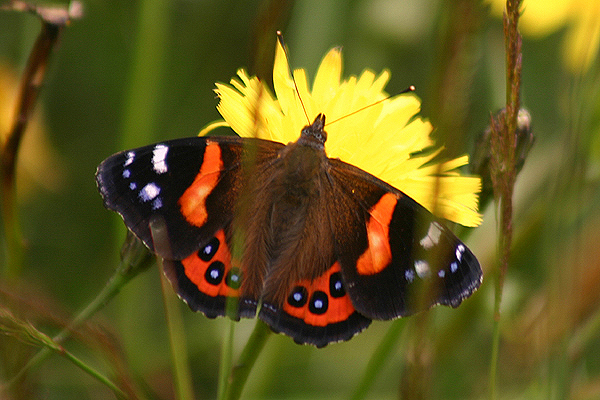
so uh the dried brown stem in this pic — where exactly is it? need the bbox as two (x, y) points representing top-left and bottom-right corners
(0, 1), (81, 278)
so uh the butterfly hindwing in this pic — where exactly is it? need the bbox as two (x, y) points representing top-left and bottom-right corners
(163, 229), (258, 319)
(328, 159), (482, 321)
(258, 261), (371, 348)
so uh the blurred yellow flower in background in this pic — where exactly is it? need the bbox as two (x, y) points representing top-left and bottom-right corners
(487, 0), (600, 72)
(203, 41), (482, 227)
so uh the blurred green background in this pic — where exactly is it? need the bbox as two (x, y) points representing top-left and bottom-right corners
(1, 0), (599, 399)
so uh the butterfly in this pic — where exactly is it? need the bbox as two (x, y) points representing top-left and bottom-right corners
(96, 112), (482, 348)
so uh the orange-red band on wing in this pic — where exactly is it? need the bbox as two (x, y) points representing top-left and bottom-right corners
(179, 142), (222, 227)
(356, 192), (397, 275)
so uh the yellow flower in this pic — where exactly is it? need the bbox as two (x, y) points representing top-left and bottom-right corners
(202, 41), (481, 227)
(487, 0), (600, 72)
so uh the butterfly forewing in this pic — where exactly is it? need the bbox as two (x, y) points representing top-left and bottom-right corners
(96, 137), (282, 260)
(327, 159), (482, 320)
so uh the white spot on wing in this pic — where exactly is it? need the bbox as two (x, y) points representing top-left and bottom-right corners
(450, 262), (458, 273)
(438, 270), (446, 278)
(405, 269), (415, 282)
(129, 182), (137, 190)
(415, 260), (430, 278)
(122, 169), (131, 178)
(456, 244), (465, 262)
(124, 151), (135, 166)
(152, 197), (163, 210)
(420, 221), (443, 250)
(152, 144), (169, 174)
(139, 182), (160, 202)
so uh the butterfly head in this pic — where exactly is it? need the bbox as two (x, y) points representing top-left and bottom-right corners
(299, 114), (327, 149)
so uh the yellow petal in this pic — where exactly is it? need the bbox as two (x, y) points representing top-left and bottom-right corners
(313, 47), (342, 103)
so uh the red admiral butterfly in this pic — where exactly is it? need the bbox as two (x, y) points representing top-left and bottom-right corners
(97, 115), (481, 348)
(96, 42), (482, 348)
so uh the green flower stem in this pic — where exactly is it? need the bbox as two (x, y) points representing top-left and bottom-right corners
(159, 263), (195, 400)
(217, 319), (236, 400)
(7, 233), (153, 388)
(489, 1), (523, 399)
(489, 308), (502, 399)
(351, 319), (407, 400)
(149, 216), (195, 400)
(217, 230), (244, 400)
(56, 344), (128, 399)
(1, 308), (126, 399)
(221, 319), (271, 400)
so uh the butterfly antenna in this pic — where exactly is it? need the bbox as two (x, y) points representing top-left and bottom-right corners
(277, 31), (310, 124)
(326, 85), (416, 126)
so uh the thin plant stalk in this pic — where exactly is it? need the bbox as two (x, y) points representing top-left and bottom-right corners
(6, 233), (153, 388)
(160, 267), (195, 400)
(0, 308), (127, 399)
(488, 1), (523, 398)
(217, 320), (236, 400)
(0, 1), (80, 279)
(221, 320), (271, 400)
(351, 319), (407, 400)
(150, 216), (195, 400)
(216, 80), (272, 400)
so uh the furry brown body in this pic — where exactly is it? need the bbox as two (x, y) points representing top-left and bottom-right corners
(241, 115), (336, 304)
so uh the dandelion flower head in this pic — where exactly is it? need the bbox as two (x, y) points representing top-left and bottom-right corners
(202, 40), (481, 227)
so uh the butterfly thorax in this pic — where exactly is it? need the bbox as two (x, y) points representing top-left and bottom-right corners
(273, 113), (328, 203)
